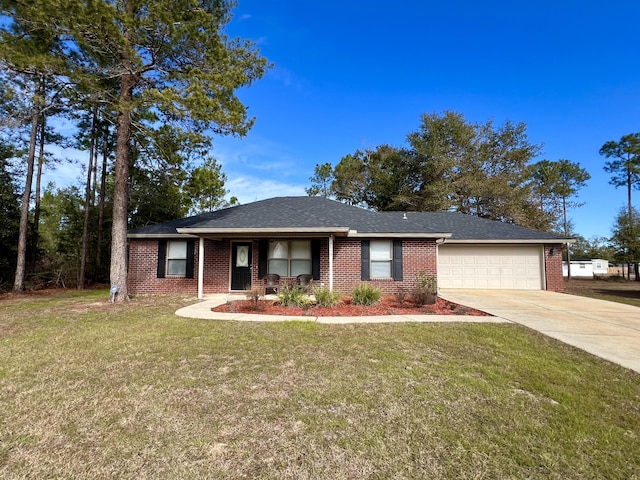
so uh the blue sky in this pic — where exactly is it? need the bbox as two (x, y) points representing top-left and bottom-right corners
(209, 0), (640, 239)
(43, 0), (639, 239)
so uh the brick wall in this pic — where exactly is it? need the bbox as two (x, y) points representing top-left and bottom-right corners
(333, 237), (438, 295)
(128, 239), (199, 295)
(203, 239), (231, 294)
(128, 237), (439, 296)
(544, 243), (564, 292)
(129, 237), (559, 295)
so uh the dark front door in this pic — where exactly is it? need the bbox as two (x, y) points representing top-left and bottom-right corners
(231, 242), (252, 290)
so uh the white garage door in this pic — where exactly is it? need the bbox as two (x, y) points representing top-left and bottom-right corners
(438, 245), (544, 290)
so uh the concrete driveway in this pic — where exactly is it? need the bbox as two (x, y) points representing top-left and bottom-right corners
(440, 289), (640, 374)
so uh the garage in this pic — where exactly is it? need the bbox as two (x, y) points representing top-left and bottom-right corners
(438, 244), (544, 290)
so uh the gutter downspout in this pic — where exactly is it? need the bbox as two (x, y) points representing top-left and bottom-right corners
(197, 237), (204, 299)
(329, 235), (334, 292)
(435, 237), (447, 293)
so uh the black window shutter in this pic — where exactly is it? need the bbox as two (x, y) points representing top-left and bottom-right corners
(393, 239), (403, 281)
(185, 239), (195, 279)
(157, 240), (167, 278)
(361, 240), (370, 281)
(311, 239), (321, 280)
(258, 239), (268, 279)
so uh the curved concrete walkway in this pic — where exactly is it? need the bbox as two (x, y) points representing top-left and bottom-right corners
(175, 294), (509, 325)
(440, 289), (640, 374)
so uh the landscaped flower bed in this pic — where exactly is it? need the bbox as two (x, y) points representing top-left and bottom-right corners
(211, 295), (490, 317)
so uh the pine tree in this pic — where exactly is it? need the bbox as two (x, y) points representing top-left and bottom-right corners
(0, 11), (75, 292)
(2, 0), (268, 299)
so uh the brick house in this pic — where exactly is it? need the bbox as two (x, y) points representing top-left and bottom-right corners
(127, 196), (571, 298)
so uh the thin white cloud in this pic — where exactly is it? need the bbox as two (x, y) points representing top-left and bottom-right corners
(267, 65), (306, 91)
(207, 134), (312, 201)
(40, 145), (86, 190)
(213, 134), (302, 177)
(226, 175), (306, 204)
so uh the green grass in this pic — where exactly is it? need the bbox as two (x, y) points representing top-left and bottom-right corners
(1, 290), (639, 479)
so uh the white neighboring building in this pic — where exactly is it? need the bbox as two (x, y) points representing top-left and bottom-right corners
(563, 259), (609, 277)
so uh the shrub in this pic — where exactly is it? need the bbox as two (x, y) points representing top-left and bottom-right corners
(277, 285), (312, 308)
(412, 287), (436, 306)
(245, 288), (264, 311)
(351, 283), (382, 306)
(415, 271), (437, 291)
(314, 287), (342, 307)
(412, 271), (437, 306)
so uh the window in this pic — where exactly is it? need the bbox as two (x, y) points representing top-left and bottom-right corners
(268, 240), (311, 276)
(370, 240), (393, 278)
(579, 263), (586, 269)
(361, 239), (402, 281)
(167, 240), (188, 276)
(157, 239), (194, 279)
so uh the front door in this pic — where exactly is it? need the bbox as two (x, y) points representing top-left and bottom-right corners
(231, 242), (252, 290)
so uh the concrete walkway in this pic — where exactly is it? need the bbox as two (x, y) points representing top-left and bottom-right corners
(175, 294), (509, 325)
(440, 289), (640, 374)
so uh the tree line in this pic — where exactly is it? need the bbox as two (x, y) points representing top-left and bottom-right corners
(308, 111), (640, 277)
(0, 0), (268, 297)
(600, 134), (640, 278)
(309, 111), (590, 232)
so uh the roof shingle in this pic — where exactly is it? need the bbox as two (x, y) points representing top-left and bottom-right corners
(127, 196), (570, 242)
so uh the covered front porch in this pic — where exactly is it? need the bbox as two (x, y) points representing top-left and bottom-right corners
(188, 232), (344, 300)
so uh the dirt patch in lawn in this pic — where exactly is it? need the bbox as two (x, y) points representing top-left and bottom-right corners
(212, 295), (490, 317)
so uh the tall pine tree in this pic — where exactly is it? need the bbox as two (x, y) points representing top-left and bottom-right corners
(1, 0), (268, 299)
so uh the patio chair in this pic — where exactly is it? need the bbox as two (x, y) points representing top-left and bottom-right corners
(295, 274), (314, 294)
(263, 274), (280, 295)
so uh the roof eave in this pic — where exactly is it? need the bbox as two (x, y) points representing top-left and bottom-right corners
(127, 233), (199, 239)
(444, 238), (575, 244)
(176, 227), (352, 236)
(347, 232), (453, 239)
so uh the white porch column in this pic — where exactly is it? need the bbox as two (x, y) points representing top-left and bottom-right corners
(197, 237), (204, 299)
(329, 235), (334, 291)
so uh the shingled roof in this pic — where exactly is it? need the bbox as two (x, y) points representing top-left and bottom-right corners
(127, 196), (571, 242)
(379, 211), (571, 242)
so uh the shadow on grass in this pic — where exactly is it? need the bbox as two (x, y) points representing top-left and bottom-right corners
(593, 288), (640, 299)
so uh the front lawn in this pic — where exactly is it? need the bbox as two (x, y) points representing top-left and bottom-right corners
(564, 277), (640, 308)
(1, 290), (638, 479)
